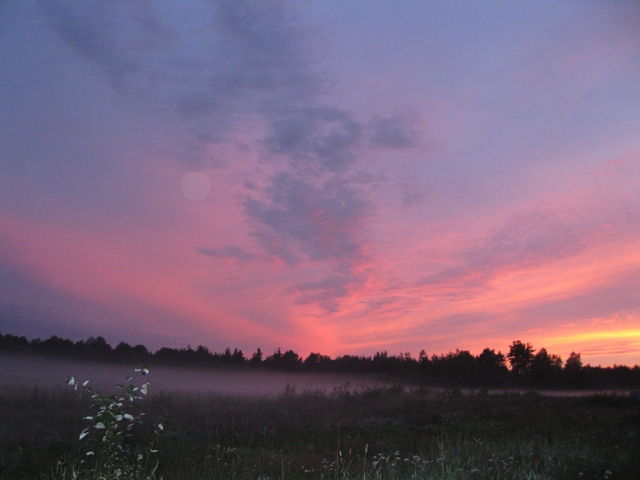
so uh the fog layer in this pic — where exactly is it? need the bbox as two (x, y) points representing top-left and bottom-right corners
(0, 355), (389, 396)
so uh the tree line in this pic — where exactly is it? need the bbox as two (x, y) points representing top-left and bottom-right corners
(1, 332), (638, 389)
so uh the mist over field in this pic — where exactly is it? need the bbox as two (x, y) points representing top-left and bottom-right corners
(2, 354), (631, 399)
(0, 354), (390, 396)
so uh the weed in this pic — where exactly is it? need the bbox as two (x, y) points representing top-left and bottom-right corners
(63, 365), (162, 479)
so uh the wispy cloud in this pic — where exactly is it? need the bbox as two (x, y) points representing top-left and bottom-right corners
(287, 274), (358, 313)
(196, 245), (255, 262)
(263, 106), (363, 172)
(245, 174), (372, 265)
(42, 0), (319, 159)
(417, 194), (640, 298)
(583, 341), (640, 357)
(368, 111), (420, 150)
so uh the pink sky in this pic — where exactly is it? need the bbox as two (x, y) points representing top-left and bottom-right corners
(1, 1), (640, 367)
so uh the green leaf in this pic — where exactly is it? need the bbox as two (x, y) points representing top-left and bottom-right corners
(79, 431), (88, 440)
(94, 422), (106, 429)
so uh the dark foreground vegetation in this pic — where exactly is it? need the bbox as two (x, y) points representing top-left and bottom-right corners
(2, 332), (639, 389)
(1, 365), (639, 480)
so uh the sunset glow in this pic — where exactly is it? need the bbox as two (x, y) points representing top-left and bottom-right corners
(2, 1), (640, 367)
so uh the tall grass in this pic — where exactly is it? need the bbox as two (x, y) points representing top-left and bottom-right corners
(0, 373), (638, 479)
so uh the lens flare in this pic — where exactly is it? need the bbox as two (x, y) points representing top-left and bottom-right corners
(181, 172), (210, 201)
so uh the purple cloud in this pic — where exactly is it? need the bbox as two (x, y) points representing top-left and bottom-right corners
(368, 112), (419, 149)
(42, 0), (319, 159)
(245, 173), (372, 265)
(263, 106), (363, 172)
(287, 274), (356, 313)
(196, 245), (255, 262)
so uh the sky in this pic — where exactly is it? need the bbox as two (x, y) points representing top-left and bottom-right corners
(1, 1), (640, 367)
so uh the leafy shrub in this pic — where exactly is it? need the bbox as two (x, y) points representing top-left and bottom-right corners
(65, 365), (162, 479)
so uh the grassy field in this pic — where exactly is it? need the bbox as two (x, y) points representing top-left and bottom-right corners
(1, 378), (639, 479)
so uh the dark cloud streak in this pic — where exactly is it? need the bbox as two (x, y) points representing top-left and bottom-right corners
(196, 245), (255, 262)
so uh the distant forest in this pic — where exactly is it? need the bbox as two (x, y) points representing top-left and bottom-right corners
(1, 332), (639, 389)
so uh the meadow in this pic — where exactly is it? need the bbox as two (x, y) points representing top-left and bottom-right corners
(0, 363), (639, 480)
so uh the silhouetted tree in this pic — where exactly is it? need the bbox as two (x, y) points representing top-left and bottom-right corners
(564, 351), (582, 372)
(36, 335), (75, 357)
(193, 345), (212, 365)
(335, 354), (372, 373)
(450, 350), (477, 378)
(373, 351), (400, 371)
(81, 336), (112, 360)
(0, 333), (29, 352)
(281, 350), (302, 370)
(427, 350), (478, 385)
(507, 340), (535, 379)
(133, 344), (149, 356)
(114, 341), (135, 362)
(177, 345), (197, 364)
(304, 352), (332, 371)
(231, 348), (245, 365)
(418, 350), (434, 376)
(529, 347), (563, 387)
(154, 346), (181, 364)
(477, 347), (505, 369)
(398, 352), (419, 374)
(264, 348), (283, 368)
(563, 351), (584, 387)
(477, 348), (508, 385)
(250, 348), (263, 366)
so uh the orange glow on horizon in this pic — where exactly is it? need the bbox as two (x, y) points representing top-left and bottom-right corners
(2, 203), (640, 367)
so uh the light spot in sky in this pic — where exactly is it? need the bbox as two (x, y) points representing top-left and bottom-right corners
(181, 172), (210, 201)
